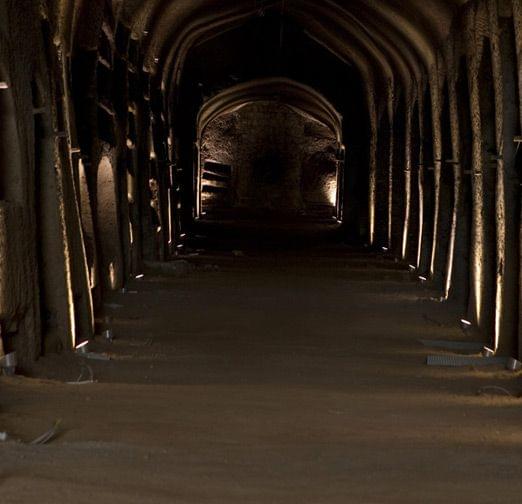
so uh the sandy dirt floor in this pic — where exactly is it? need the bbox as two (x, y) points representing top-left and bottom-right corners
(1, 221), (522, 503)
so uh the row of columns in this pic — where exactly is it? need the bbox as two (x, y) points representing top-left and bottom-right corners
(368, 0), (522, 357)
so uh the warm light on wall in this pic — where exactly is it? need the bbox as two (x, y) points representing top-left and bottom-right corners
(109, 262), (117, 290)
(494, 283), (502, 352)
(127, 172), (135, 203)
(326, 178), (337, 206)
(472, 259), (482, 327)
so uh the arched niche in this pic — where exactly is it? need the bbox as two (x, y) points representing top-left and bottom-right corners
(196, 78), (343, 219)
(476, 40), (497, 342)
(451, 56), (473, 312)
(96, 151), (124, 291)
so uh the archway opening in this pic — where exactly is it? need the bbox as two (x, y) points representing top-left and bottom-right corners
(199, 100), (341, 220)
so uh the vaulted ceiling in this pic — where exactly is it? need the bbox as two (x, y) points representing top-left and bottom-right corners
(118, 0), (469, 93)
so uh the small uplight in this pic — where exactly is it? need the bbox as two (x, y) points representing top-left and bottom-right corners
(0, 82), (8, 90)
(460, 319), (472, 331)
(408, 264), (416, 271)
(418, 275), (427, 282)
(381, 246), (389, 251)
(482, 346), (495, 358)
(109, 262), (117, 290)
(180, 233), (187, 239)
(176, 244), (184, 249)
(135, 274), (144, 280)
(75, 341), (89, 354)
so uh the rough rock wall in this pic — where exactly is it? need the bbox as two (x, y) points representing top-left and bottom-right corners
(0, 0), (98, 366)
(201, 101), (338, 214)
(0, 1), (48, 366)
(1, 0), (522, 367)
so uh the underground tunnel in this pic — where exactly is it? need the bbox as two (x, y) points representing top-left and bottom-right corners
(0, 0), (522, 501)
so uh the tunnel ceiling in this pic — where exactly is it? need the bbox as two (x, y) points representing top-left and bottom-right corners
(114, 0), (470, 98)
(197, 78), (343, 143)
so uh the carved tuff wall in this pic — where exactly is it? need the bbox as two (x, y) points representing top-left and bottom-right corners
(0, 0), (521, 367)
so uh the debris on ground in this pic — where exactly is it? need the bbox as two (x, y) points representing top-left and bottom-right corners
(477, 386), (516, 397)
(30, 420), (62, 445)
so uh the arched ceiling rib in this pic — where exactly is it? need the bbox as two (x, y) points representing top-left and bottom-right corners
(120, 0), (469, 90)
(153, 2), (408, 109)
(159, 6), (390, 106)
(197, 77), (344, 143)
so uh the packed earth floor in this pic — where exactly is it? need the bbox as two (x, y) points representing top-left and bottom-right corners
(1, 220), (521, 503)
